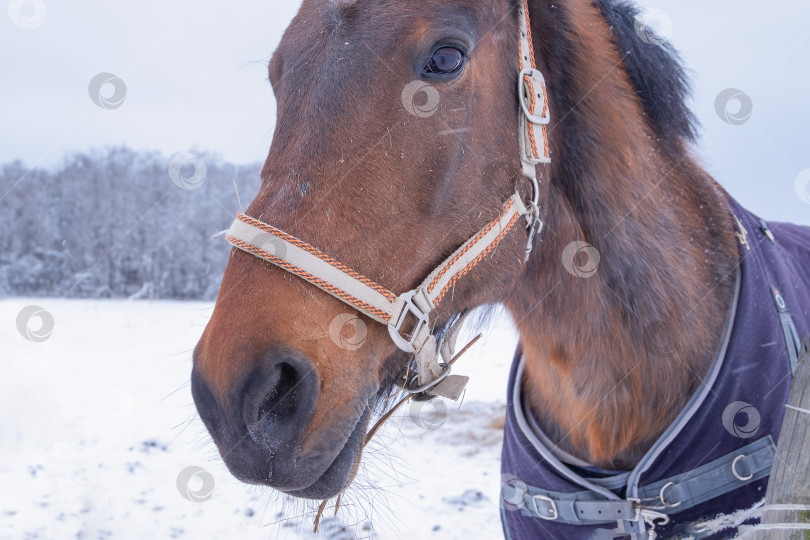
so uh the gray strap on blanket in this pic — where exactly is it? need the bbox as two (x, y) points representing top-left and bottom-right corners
(770, 285), (802, 374)
(527, 493), (636, 524)
(506, 437), (775, 526)
(636, 436), (775, 510)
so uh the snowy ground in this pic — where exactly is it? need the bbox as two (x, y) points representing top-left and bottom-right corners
(0, 299), (519, 540)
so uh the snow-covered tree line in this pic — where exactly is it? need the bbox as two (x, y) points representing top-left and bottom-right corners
(0, 147), (262, 300)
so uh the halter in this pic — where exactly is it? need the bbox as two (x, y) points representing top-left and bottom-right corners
(226, 1), (550, 401)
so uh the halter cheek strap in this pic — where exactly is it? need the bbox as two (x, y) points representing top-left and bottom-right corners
(225, 1), (549, 401)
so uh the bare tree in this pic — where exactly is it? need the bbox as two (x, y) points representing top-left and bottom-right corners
(0, 147), (261, 300)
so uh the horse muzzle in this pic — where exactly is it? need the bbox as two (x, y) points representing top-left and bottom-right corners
(191, 346), (370, 499)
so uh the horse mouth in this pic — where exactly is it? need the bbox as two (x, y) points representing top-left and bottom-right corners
(281, 356), (406, 499)
(280, 404), (372, 499)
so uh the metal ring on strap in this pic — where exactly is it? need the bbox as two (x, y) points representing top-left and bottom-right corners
(731, 454), (753, 481)
(658, 481), (682, 508)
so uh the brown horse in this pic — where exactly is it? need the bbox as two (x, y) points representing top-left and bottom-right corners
(192, 0), (807, 537)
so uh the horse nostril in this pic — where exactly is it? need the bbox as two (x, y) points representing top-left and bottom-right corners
(256, 363), (299, 422)
(241, 350), (319, 452)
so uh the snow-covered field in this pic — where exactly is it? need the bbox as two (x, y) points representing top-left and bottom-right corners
(0, 299), (519, 540)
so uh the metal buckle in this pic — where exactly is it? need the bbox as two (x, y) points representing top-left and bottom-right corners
(388, 290), (430, 353)
(532, 494), (558, 520)
(518, 68), (550, 125)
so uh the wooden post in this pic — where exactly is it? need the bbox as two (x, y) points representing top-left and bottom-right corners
(752, 338), (810, 540)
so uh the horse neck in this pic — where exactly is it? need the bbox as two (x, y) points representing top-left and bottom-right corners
(502, 0), (740, 469)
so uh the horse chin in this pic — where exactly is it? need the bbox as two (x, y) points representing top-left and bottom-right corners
(281, 405), (371, 500)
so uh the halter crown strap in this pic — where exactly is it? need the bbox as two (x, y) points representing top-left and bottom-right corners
(518, 0), (551, 173)
(225, 3), (549, 401)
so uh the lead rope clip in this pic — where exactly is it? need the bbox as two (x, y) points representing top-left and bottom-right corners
(642, 509), (670, 540)
(630, 499), (670, 540)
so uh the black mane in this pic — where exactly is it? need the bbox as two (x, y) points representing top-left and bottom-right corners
(596, 0), (698, 141)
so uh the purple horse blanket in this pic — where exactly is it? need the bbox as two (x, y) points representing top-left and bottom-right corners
(501, 198), (810, 539)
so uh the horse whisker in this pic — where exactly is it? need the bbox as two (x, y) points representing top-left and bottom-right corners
(312, 498), (330, 533)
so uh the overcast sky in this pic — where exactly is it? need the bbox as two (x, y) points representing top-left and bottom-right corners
(1, 0), (808, 224)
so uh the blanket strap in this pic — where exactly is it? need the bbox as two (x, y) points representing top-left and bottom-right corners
(770, 285), (803, 374)
(503, 437), (775, 535)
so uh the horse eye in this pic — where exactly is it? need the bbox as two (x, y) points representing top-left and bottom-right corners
(425, 46), (465, 75)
